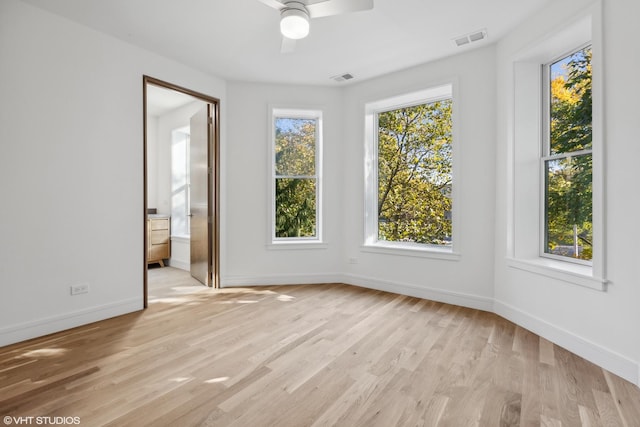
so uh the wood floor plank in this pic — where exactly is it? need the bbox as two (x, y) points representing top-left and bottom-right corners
(578, 403), (604, 427)
(539, 337), (556, 366)
(478, 386), (522, 427)
(554, 345), (590, 426)
(539, 362), (564, 424)
(603, 369), (640, 426)
(592, 388), (624, 427)
(0, 267), (639, 426)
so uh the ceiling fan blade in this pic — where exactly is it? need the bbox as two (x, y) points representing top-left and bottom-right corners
(257, 0), (286, 10)
(307, 0), (373, 18)
(281, 36), (297, 53)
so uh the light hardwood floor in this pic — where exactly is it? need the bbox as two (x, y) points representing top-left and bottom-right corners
(1, 268), (639, 426)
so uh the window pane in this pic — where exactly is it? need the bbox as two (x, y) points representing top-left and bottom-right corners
(171, 129), (189, 236)
(275, 118), (316, 176)
(275, 178), (316, 238)
(377, 99), (452, 246)
(550, 46), (592, 155)
(545, 154), (592, 260)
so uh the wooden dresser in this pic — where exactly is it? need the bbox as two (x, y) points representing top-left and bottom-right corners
(147, 215), (170, 267)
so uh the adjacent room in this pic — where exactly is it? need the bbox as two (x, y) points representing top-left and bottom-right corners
(1, 0), (639, 425)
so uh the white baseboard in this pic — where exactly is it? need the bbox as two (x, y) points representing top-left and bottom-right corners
(168, 259), (189, 271)
(222, 272), (493, 312)
(222, 272), (343, 287)
(494, 299), (639, 386)
(0, 298), (142, 348)
(342, 273), (494, 312)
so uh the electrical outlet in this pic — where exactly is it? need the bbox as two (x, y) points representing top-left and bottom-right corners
(70, 283), (89, 295)
(348, 257), (358, 264)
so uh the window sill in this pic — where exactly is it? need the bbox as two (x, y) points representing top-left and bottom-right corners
(507, 257), (607, 291)
(267, 241), (328, 250)
(361, 243), (461, 261)
(170, 235), (190, 243)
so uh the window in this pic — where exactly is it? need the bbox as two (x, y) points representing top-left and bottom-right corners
(171, 127), (190, 236)
(364, 84), (456, 256)
(508, 5), (605, 290)
(543, 46), (592, 262)
(271, 108), (322, 243)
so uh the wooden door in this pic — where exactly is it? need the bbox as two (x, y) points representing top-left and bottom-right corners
(189, 105), (212, 286)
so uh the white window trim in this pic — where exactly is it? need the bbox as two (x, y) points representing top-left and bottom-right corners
(363, 81), (460, 260)
(540, 45), (593, 267)
(268, 106), (324, 248)
(507, 2), (606, 290)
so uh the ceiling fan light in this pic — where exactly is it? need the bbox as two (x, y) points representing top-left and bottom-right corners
(280, 8), (309, 39)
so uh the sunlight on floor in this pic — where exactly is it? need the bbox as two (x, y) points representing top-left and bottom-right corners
(20, 348), (69, 358)
(214, 288), (277, 296)
(168, 286), (210, 294)
(148, 268), (299, 308)
(215, 300), (259, 305)
(204, 377), (229, 384)
(149, 296), (205, 305)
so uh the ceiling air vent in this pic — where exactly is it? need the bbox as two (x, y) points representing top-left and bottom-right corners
(453, 28), (488, 47)
(331, 73), (354, 82)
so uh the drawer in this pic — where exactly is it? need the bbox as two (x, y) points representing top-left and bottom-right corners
(150, 229), (169, 245)
(149, 218), (169, 231)
(148, 243), (169, 261)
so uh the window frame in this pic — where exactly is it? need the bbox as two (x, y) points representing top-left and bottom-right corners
(269, 107), (324, 247)
(539, 44), (593, 266)
(507, 3), (606, 290)
(363, 82), (460, 260)
(170, 126), (191, 238)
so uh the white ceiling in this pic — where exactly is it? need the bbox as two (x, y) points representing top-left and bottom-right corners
(146, 84), (199, 117)
(20, 0), (552, 86)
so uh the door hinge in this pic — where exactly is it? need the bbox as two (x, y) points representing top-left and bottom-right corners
(208, 167), (213, 174)
(208, 216), (213, 224)
(208, 117), (213, 125)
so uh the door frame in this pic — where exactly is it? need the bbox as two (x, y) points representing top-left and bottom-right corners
(143, 76), (221, 308)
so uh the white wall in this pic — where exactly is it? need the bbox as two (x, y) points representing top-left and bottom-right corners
(224, 83), (344, 285)
(340, 46), (497, 310)
(146, 116), (159, 210)
(0, 0), (226, 345)
(494, 0), (640, 385)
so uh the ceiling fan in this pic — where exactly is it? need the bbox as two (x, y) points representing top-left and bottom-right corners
(258, 0), (374, 53)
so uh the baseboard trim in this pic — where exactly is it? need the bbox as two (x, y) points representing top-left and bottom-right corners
(222, 273), (343, 287)
(0, 298), (142, 348)
(223, 272), (493, 312)
(342, 273), (494, 312)
(494, 299), (639, 386)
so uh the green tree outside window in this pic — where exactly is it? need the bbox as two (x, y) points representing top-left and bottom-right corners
(545, 46), (592, 261)
(274, 117), (318, 238)
(377, 99), (453, 245)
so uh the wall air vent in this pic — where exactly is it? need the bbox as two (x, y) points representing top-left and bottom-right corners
(453, 28), (488, 47)
(455, 37), (470, 47)
(331, 73), (354, 82)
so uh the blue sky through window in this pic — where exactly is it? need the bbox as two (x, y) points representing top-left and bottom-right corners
(276, 117), (313, 133)
(551, 48), (588, 80)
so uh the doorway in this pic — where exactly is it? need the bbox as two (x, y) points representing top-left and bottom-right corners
(143, 76), (220, 308)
